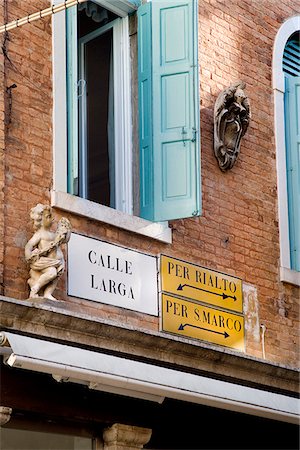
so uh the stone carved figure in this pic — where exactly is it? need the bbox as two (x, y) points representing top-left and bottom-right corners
(25, 204), (71, 300)
(214, 81), (250, 171)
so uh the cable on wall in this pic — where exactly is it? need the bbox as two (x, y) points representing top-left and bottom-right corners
(0, 0), (87, 34)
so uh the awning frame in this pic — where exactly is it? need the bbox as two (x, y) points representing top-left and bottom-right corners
(1, 331), (299, 424)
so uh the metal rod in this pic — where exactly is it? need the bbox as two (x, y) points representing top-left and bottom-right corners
(0, 0), (87, 34)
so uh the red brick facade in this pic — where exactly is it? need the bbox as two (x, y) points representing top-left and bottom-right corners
(0, 5), (300, 442)
(1, 0), (298, 366)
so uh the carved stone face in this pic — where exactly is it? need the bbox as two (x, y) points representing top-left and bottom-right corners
(42, 210), (54, 229)
(234, 88), (246, 105)
(214, 82), (250, 172)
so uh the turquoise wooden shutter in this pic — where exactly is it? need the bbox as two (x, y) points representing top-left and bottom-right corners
(66, 6), (79, 196)
(138, 0), (201, 222)
(138, 3), (154, 220)
(283, 39), (300, 77)
(285, 76), (300, 271)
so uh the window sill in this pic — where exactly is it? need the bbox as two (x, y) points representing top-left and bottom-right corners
(280, 267), (300, 287)
(51, 191), (172, 244)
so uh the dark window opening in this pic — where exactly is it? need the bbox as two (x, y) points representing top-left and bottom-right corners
(78, 4), (117, 207)
(83, 28), (113, 206)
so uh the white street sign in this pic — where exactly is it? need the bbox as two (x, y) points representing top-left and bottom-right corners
(68, 233), (158, 315)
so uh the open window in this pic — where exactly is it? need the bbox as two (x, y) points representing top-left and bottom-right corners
(53, 0), (201, 229)
(66, 1), (133, 214)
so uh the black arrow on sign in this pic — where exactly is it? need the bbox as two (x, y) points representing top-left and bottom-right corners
(178, 323), (230, 338)
(177, 283), (237, 301)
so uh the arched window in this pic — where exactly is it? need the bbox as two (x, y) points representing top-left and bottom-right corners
(283, 32), (300, 272)
(273, 16), (300, 285)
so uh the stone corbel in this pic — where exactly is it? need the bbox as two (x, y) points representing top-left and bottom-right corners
(0, 406), (12, 426)
(103, 423), (152, 450)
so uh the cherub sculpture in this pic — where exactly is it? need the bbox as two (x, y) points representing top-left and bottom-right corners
(25, 204), (71, 300)
(214, 81), (250, 171)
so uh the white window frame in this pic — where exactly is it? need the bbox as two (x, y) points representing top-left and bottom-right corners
(78, 18), (132, 212)
(52, 0), (172, 243)
(273, 15), (300, 286)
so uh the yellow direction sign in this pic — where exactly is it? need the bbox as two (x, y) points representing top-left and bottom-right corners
(161, 255), (243, 313)
(162, 294), (245, 351)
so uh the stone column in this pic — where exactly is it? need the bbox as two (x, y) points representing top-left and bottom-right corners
(0, 406), (12, 426)
(103, 423), (152, 450)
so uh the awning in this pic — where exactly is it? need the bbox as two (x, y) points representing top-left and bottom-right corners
(0, 331), (299, 424)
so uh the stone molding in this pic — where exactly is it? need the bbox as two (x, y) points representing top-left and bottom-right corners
(103, 423), (152, 450)
(0, 295), (298, 395)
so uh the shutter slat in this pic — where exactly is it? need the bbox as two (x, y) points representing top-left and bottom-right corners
(288, 42), (300, 53)
(283, 37), (300, 77)
(284, 65), (299, 77)
(284, 54), (299, 68)
(285, 44), (299, 59)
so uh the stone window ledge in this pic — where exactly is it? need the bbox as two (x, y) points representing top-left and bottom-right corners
(280, 267), (300, 287)
(51, 191), (172, 244)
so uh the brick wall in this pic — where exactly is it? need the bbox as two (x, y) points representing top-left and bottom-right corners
(0, 0), (299, 366)
(1, 0), (52, 299)
(196, 0), (299, 365)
